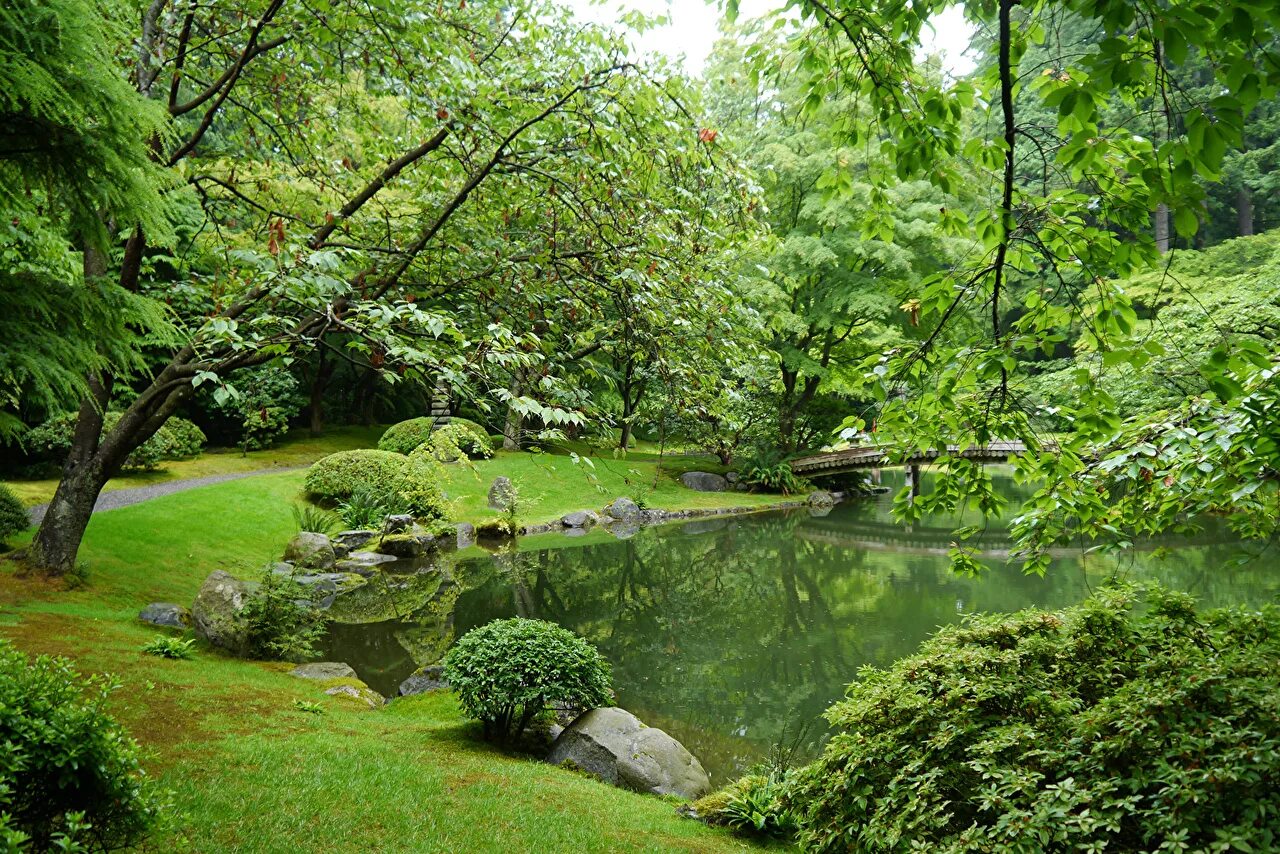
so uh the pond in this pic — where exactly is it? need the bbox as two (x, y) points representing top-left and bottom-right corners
(319, 470), (1278, 784)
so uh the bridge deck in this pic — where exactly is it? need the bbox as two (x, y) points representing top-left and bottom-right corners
(791, 440), (1047, 474)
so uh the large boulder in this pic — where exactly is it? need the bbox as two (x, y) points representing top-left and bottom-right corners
(138, 602), (191, 629)
(374, 534), (425, 559)
(291, 662), (356, 680)
(282, 532), (336, 570)
(488, 476), (516, 511)
(561, 510), (598, 529)
(546, 707), (711, 800)
(605, 497), (640, 522)
(192, 570), (255, 655)
(679, 471), (729, 492)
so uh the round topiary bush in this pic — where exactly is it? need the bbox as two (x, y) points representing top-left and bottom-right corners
(377, 417), (442, 456)
(414, 422), (494, 462)
(0, 640), (166, 850)
(444, 618), (612, 745)
(304, 449), (446, 521)
(787, 585), (1280, 853)
(0, 485), (27, 546)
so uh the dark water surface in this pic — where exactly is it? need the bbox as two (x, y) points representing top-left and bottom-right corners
(321, 471), (1278, 783)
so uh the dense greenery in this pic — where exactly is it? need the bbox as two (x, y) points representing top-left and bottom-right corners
(237, 568), (327, 663)
(787, 586), (1280, 852)
(444, 618), (612, 746)
(0, 640), (166, 851)
(0, 485), (25, 545)
(304, 449), (445, 521)
(20, 413), (205, 474)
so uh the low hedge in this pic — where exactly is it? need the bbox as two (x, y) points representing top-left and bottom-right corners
(304, 449), (446, 521)
(787, 585), (1280, 852)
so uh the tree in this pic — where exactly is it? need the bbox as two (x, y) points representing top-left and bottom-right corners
(749, 0), (1280, 569)
(18, 0), (725, 574)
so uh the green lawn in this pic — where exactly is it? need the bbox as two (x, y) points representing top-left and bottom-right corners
(3, 425), (386, 507)
(0, 462), (760, 852)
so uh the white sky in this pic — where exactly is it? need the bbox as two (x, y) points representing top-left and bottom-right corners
(560, 0), (976, 78)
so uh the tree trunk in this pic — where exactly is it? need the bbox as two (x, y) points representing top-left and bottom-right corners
(1237, 185), (1255, 237)
(308, 347), (335, 436)
(1154, 203), (1170, 253)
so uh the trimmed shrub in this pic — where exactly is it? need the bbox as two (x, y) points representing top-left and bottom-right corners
(422, 421), (494, 462)
(378, 416), (492, 457)
(304, 449), (446, 521)
(444, 618), (612, 745)
(787, 585), (1280, 853)
(378, 417), (443, 455)
(21, 412), (205, 472)
(0, 640), (166, 850)
(0, 484), (27, 545)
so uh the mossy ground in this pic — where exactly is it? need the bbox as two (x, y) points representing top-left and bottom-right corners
(0, 435), (773, 852)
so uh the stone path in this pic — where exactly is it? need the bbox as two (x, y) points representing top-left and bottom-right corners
(27, 466), (306, 526)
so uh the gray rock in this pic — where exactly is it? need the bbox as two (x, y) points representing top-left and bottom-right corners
(546, 707), (711, 800)
(808, 490), (835, 508)
(138, 602), (191, 629)
(725, 471), (740, 484)
(455, 522), (476, 549)
(488, 476), (516, 511)
(334, 530), (376, 551)
(679, 471), (729, 492)
(291, 661), (357, 680)
(398, 664), (448, 696)
(191, 570), (256, 655)
(563, 526), (588, 538)
(282, 532), (336, 570)
(605, 497), (639, 522)
(334, 551), (399, 576)
(561, 510), (598, 528)
(383, 514), (414, 533)
(324, 684), (384, 708)
(375, 534), (425, 559)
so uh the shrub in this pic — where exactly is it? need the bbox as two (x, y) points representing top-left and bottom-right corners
(737, 447), (806, 494)
(0, 640), (166, 850)
(417, 421), (494, 462)
(694, 773), (798, 840)
(197, 365), (304, 450)
(378, 417), (444, 455)
(20, 412), (206, 472)
(304, 449), (446, 521)
(444, 618), (612, 745)
(337, 485), (401, 529)
(290, 502), (340, 534)
(787, 585), (1280, 853)
(0, 484), (27, 545)
(140, 636), (195, 660)
(237, 568), (327, 662)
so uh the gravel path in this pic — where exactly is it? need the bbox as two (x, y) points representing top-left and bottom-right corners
(27, 466), (307, 526)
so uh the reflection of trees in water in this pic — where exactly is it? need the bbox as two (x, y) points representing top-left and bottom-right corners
(442, 488), (1274, 782)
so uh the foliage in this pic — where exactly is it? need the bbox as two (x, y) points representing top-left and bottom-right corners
(290, 503), (340, 535)
(416, 422), (494, 463)
(140, 637), (195, 660)
(695, 773), (799, 840)
(737, 447), (807, 495)
(787, 585), (1280, 852)
(198, 367), (305, 451)
(237, 568), (326, 663)
(443, 618), (612, 745)
(0, 639), (166, 851)
(304, 449), (446, 521)
(20, 412), (205, 473)
(0, 484), (26, 545)
(336, 486), (400, 530)
(377, 417), (449, 456)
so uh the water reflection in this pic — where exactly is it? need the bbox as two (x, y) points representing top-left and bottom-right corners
(321, 471), (1278, 783)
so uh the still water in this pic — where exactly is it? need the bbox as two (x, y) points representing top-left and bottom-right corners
(321, 471), (1277, 783)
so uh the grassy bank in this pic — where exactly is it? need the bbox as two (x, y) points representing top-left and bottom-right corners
(0, 463), (760, 852)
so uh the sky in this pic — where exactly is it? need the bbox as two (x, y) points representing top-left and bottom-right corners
(560, 0), (977, 78)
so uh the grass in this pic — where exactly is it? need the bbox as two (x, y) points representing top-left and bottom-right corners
(0, 466), (759, 852)
(3, 425), (386, 507)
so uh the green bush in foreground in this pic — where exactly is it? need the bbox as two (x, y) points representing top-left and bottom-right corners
(304, 449), (445, 521)
(444, 618), (612, 745)
(0, 484), (27, 545)
(0, 640), (166, 851)
(788, 585), (1280, 853)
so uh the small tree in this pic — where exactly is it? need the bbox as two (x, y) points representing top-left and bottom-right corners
(443, 618), (611, 745)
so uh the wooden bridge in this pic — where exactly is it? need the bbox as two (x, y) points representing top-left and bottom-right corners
(790, 440), (1050, 498)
